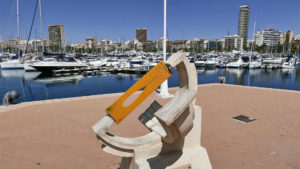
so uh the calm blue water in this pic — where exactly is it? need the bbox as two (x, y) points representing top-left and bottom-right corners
(1, 67), (300, 105)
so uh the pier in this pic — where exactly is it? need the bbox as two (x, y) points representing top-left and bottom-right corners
(0, 84), (299, 169)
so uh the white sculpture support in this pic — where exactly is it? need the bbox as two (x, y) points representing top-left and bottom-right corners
(93, 52), (212, 169)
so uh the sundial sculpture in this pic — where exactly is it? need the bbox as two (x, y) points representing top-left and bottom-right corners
(93, 52), (212, 169)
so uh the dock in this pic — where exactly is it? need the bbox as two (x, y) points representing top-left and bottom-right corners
(0, 84), (300, 169)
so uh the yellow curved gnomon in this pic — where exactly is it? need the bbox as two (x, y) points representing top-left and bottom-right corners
(106, 61), (172, 124)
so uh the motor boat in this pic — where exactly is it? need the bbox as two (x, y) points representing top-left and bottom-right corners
(205, 58), (218, 68)
(281, 56), (295, 69)
(205, 60), (217, 68)
(89, 58), (107, 67)
(31, 56), (87, 74)
(249, 61), (261, 69)
(0, 54), (24, 69)
(0, 59), (24, 69)
(226, 58), (244, 68)
(194, 60), (206, 67)
(105, 58), (120, 67)
(129, 57), (144, 69)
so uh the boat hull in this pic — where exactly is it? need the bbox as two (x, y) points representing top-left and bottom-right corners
(0, 61), (24, 70)
(24, 63), (38, 72)
(32, 65), (87, 74)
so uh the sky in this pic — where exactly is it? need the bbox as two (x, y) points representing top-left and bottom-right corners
(0, 0), (299, 43)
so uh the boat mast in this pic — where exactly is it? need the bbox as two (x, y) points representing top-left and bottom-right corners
(288, 32), (292, 55)
(159, 0), (171, 98)
(39, 0), (44, 53)
(250, 15), (256, 63)
(17, 0), (21, 57)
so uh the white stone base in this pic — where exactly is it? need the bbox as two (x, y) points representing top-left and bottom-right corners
(120, 106), (212, 169)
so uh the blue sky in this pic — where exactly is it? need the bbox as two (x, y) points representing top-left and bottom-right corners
(0, 0), (299, 43)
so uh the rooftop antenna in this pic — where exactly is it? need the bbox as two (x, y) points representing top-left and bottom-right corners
(159, 0), (172, 98)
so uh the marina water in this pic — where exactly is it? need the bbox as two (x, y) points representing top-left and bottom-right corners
(1, 67), (300, 105)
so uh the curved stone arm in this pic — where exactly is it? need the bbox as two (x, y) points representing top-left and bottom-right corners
(93, 52), (198, 152)
(165, 52), (197, 92)
(155, 88), (197, 126)
(156, 52), (198, 143)
(93, 115), (161, 153)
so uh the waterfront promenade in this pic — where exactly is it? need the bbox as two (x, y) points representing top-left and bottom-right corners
(0, 84), (299, 169)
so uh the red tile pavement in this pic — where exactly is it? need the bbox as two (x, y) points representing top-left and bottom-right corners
(0, 84), (299, 169)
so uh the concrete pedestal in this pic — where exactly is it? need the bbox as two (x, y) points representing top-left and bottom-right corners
(120, 106), (212, 169)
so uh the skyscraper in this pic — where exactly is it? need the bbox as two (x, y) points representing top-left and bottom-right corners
(238, 5), (250, 49)
(48, 24), (65, 51)
(136, 28), (147, 42)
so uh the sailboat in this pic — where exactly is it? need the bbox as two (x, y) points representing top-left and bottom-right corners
(226, 58), (244, 68)
(24, 0), (45, 72)
(0, 56), (24, 69)
(249, 15), (261, 69)
(0, 0), (24, 69)
(281, 30), (296, 69)
(282, 54), (295, 69)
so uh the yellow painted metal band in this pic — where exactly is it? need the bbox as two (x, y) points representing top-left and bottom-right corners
(106, 61), (172, 124)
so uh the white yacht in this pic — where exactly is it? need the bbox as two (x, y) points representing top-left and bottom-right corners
(282, 57), (295, 69)
(194, 60), (206, 67)
(24, 61), (38, 71)
(249, 61), (261, 69)
(0, 58), (24, 70)
(226, 58), (244, 68)
(205, 58), (218, 68)
(89, 58), (107, 67)
(106, 58), (120, 67)
(24, 56), (43, 72)
(129, 57), (144, 69)
(31, 57), (87, 74)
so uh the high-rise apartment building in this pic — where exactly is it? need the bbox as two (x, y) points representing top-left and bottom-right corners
(255, 29), (281, 47)
(136, 28), (147, 42)
(48, 24), (65, 50)
(238, 5), (250, 49)
(283, 30), (294, 45)
(283, 30), (294, 53)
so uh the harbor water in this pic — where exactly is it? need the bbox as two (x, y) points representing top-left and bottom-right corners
(1, 67), (300, 105)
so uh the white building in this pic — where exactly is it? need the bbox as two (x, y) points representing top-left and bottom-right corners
(247, 39), (254, 48)
(255, 29), (281, 47)
(203, 39), (219, 50)
(85, 37), (97, 49)
(133, 39), (143, 50)
(222, 35), (243, 51)
(279, 34), (285, 45)
(294, 34), (300, 41)
(100, 39), (112, 51)
(255, 31), (263, 46)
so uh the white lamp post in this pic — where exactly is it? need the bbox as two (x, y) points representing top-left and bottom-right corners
(159, 0), (172, 98)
